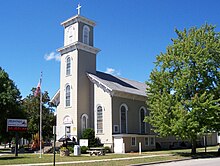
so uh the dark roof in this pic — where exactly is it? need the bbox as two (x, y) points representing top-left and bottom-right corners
(87, 71), (147, 97)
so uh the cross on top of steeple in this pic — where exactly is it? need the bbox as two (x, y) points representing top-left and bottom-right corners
(76, 3), (82, 15)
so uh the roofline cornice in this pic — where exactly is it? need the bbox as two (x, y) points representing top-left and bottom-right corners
(50, 90), (60, 106)
(87, 73), (113, 95)
(113, 90), (147, 101)
(61, 15), (96, 27)
(57, 42), (100, 55)
(87, 73), (147, 101)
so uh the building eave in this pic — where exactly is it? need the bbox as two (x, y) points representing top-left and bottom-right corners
(51, 90), (60, 106)
(61, 15), (96, 27)
(57, 41), (100, 55)
(87, 73), (114, 96)
(87, 73), (147, 101)
(112, 90), (147, 101)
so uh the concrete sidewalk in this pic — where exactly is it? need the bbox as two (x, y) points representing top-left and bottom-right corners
(0, 154), (172, 166)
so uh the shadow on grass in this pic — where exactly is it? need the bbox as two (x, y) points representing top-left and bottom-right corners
(0, 151), (12, 154)
(175, 152), (220, 159)
(0, 156), (25, 160)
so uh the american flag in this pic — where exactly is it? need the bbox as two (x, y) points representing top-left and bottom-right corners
(34, 72), (42, 97)
(34, 81), (41, 96)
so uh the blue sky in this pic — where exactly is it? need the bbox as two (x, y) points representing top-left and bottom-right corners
(1, 0), (220, 98)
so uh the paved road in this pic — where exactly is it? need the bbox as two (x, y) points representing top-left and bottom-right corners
(148, 158), (220, 166)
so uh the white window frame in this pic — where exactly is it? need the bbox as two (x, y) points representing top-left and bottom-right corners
(113, 125), (119, 133)
(131, 137), (136, 146)
(96, 105), (103, 134)
(65, 25), (74, 45)
(145, 137), (149, 146)
(120, 104), (128, 134)
(65, 126), (70, 133)
(83, 25), (90, 45)
(139, 106), (147, 134)
(65, 84), (71, 107)
(81, 114), (88, 132)
(66, 56), (71, 76)
(150, 137), (155, 146)
(63, 115), (73, 125)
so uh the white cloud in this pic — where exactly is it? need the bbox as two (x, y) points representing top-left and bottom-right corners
(105, 68), (121, 76)
(44, 51), (60, 62)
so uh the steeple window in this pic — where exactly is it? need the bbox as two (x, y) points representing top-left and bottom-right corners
(83, 25), (90, 45)
(66, 57), (71, 76)
(65, 85), (71, 107)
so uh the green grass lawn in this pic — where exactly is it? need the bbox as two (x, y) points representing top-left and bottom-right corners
(0, 146), (219, 166)
(57, 156), (187, 166)
(0, 148), (10, 153)
(142, 145), (219, 155)
(0, 154), (186, 166)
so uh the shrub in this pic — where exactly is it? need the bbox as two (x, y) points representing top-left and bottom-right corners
(67, 146), (74, 153)
(82, 128), (102, 147)
(104, 146), (112, 153)
(60, 146), (68, 151)
(60, 146), (70, 156)
(81, 146), (88, 154)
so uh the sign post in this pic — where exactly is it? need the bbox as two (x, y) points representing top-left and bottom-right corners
(15, 132), (18, 156)
(7, 119), (27, 157)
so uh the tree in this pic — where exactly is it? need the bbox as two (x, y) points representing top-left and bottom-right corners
(0, 67), (24, 142)
(82, 128), (102, 147)
(22, 88), (56, 142)
(146, 24), (220, 154)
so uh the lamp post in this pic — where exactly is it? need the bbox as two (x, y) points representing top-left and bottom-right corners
(53, 126), (56, 166)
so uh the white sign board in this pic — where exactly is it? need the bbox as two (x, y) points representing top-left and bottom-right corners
(79, 139), (88, 147)
(7, 119), (27, 127)
(7, 119), (27, 132)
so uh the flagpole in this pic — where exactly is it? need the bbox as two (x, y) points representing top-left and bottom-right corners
(39, 72), (43, 158)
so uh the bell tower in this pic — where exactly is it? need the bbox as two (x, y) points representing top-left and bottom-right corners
(63, 5), (95, 47)
(56, 5), (100, 141)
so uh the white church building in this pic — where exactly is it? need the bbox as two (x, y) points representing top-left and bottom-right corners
(52, 7), (156, 153)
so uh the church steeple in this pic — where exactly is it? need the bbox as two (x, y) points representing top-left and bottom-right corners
(59, 9), (98, 50)
(56, 5), (100, 140)
(58, 13), (99, 54)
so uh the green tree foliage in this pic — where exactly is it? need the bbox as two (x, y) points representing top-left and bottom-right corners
(146, 24), (220, 154)
(82, 128), (102, 147)
(22, 89), (55, 141)
(0, 67), (24, 142)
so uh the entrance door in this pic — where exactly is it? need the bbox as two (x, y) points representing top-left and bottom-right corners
(114, 137), (124, 153)
(65, 126), (71, 138)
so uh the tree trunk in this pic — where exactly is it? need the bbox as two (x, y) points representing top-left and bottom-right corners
(191, 139), (197, 154)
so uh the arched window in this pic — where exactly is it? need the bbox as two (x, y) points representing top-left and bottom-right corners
(120, 104), (128, 133)
(63, 115), (73, 125)
(97, 105), (103, 134)
(81, 114), (88, 132)
(139, 107), (147, 134)
(65, 85), (71, 107)
(66, 25), (74, 45)
(66, 57), (71, 76)
(83, 25), (90, 45)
